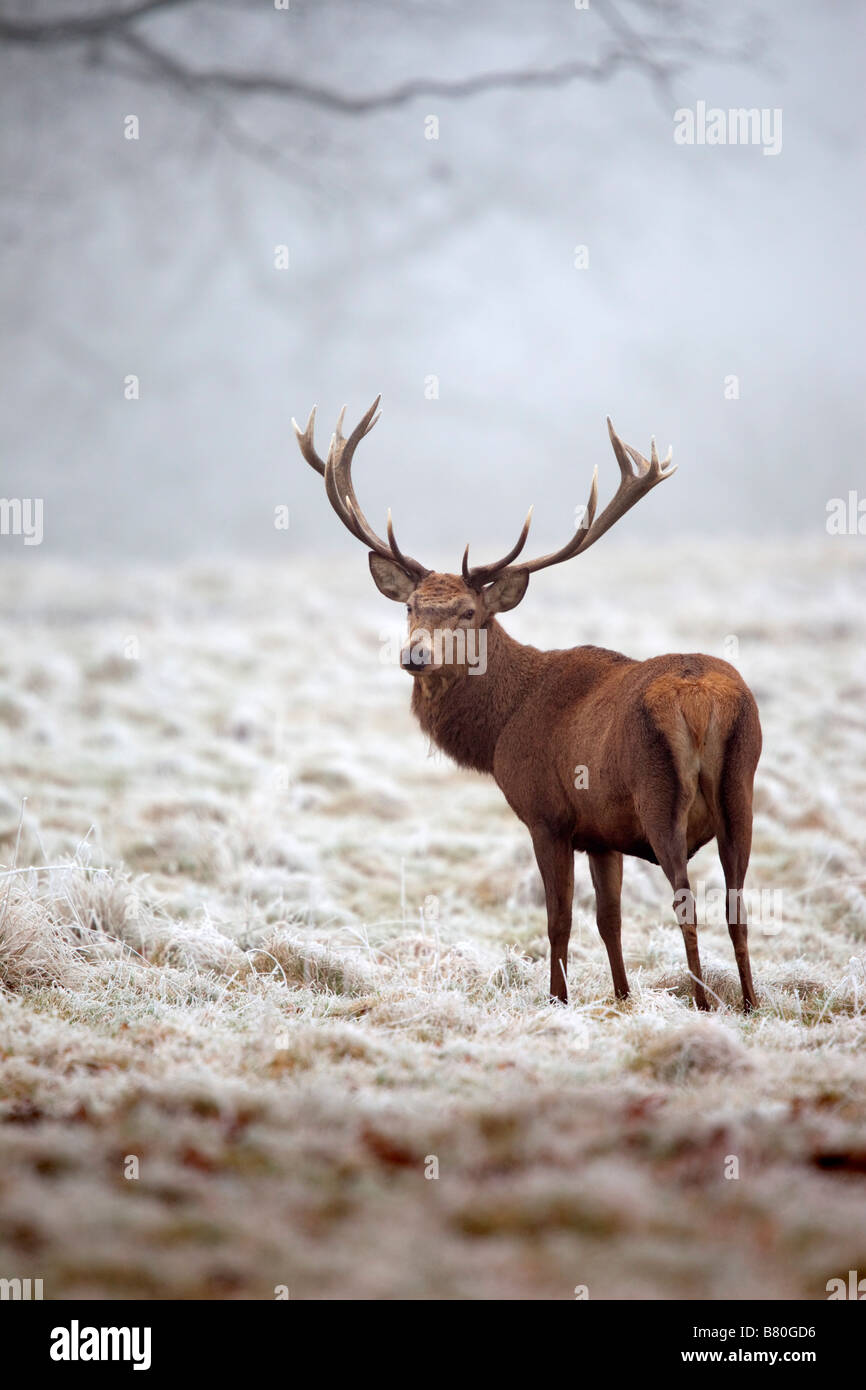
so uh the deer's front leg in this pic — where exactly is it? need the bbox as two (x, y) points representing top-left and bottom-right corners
(531, 826), (574, 1004)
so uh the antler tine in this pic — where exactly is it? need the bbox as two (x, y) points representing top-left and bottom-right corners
(328, 400), (430, 578)
(606, 418), (630, 477)
(517, 420), (675, 572)
(293, 395), (429, 579)
(325, 396), (382, 542)
(504, 468), (599, 578)
(331, 398), (378, 471)
(566, 416), (675, 552)
(330, 397), (428, 578)
(322, 422), (373, 547)
(463, 506), (534, 587)
(291, 405), (327, 476)
(386, 508), (421, 576)
(608, 417), (674, 483)
(467, 417), (675, 585)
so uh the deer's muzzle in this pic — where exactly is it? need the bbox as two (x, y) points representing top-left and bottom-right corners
(401, 642), (432, 673)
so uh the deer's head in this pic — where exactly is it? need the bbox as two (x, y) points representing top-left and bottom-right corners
(293, 397), (675, 678)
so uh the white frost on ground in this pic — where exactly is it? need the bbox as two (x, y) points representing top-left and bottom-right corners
(0, 540), (864, 1298)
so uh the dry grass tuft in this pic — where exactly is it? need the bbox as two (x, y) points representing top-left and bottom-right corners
(248, 928), (375, 996)
(636, 1020), (752, 1082)
(0, 880), (84, 992)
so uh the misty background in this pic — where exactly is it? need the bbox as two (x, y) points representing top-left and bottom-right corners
(0, 0), (863, 566)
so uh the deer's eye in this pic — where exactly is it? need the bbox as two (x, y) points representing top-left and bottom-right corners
(461, 609), (474, 620)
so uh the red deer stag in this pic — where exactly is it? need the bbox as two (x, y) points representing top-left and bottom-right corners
(293, 397), (762, 1011)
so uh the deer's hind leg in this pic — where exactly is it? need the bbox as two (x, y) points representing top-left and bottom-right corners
(717, 832), (758, 1013)
(588, 850), (629, 1000)
(637, 737), (710, 1011)
(715, 746), (760, 1013)
(648, 822), (710, 1011)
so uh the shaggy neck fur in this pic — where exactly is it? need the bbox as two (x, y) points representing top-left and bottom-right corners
(410, 619), (545, 773)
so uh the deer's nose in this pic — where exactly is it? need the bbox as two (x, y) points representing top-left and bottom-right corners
(402, 642), (431, 672)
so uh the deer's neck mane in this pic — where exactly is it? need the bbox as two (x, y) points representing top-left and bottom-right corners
(410, 620), (545, 773)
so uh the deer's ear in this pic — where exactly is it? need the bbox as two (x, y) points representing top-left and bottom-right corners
(368, 553), (416, 602)
(482, 570), (529, 614)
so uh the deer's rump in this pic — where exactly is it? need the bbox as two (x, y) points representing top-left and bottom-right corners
(627, 656), (759, 858)
(549, 652), (760, 864)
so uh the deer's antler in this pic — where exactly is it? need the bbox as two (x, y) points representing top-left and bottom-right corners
(461, 506), (534, 587)
(292, 397), (430, 580)
(462, 418), (675, 587)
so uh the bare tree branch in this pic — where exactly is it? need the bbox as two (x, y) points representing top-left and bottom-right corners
(1, 0), (755, 119)
(0, 0), (191, 43)
(111, 30), (686, 113)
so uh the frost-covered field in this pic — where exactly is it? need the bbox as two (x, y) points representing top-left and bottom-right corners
(0, 541), (864, 1300)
